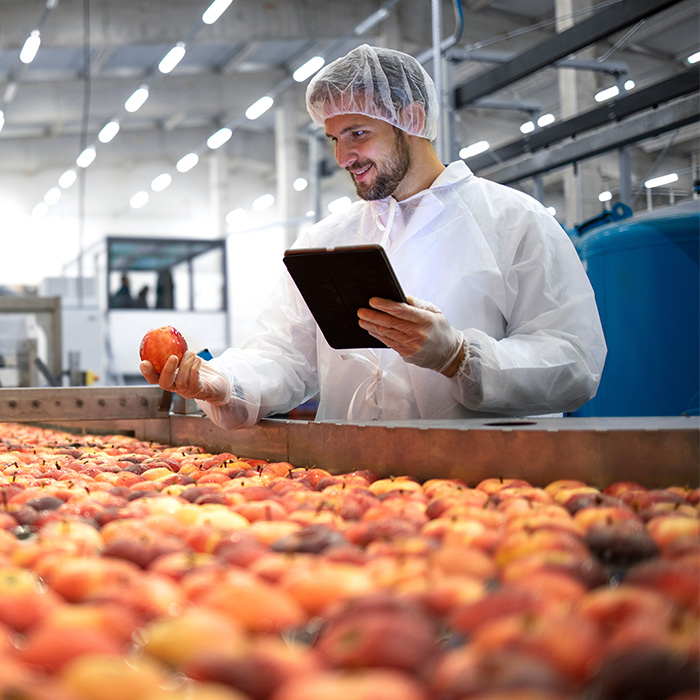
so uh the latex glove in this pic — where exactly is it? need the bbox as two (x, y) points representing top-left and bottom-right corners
(140, 350), (232, 405)
(357, 296), (464, 374)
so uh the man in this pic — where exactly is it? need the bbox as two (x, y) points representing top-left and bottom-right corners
(141, 44), (606, 428)
(112, 275), (133, 308)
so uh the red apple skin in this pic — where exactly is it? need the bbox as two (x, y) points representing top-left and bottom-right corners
(471, 610), (604, 684)
(429, 645), (573, 699)
(184, 636), (321, 700)
(624, 559), (700, 613)
(139, 325), (188, 373)
(314, 592), (440, 679)
(589, 645), (700, 700)
(270, 668), (430, 700)
(17, 620), (125, 673)
(0, 566), (63, 632)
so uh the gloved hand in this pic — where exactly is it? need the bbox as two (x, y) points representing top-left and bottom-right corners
(140, 350), (232, 405)
(357, 296), (464, 375)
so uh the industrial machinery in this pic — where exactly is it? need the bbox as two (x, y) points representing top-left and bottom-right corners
(574, 201), (700, 417)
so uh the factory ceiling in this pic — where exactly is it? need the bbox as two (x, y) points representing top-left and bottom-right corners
(0, 0), (698, 216)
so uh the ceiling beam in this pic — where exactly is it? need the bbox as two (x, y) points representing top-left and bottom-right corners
(0, 0), (400, 49)
(466, 65), (699, 172)
(454, 0), (688, 108)
(475, 92), (699, 185)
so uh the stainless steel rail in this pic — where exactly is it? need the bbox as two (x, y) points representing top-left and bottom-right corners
(1, 386), (697, 489)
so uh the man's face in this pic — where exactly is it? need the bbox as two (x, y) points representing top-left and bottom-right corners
(325, 113), (412, 201)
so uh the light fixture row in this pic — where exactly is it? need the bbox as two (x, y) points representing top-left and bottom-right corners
(127, 55), (326, 211)
(30, 0), (404, 218)
(30, 0), (247, 217)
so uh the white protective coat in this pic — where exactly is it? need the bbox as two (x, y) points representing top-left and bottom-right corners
(199, 161), (607, 428)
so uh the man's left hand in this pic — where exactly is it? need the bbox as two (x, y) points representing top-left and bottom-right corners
(357, 296), (464, 375)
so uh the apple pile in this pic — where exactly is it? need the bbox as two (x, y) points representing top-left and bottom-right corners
(0, 421), (697, 700)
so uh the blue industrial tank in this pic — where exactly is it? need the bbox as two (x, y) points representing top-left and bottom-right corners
(573, 200), (699, 417)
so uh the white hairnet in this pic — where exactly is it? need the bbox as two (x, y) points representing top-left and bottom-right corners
(305, 44), (439, 141)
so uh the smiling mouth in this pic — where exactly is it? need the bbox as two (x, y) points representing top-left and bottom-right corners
(350, 164), (372, 180)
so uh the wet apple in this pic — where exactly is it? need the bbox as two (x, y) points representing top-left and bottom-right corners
(139, 325), (188, 373)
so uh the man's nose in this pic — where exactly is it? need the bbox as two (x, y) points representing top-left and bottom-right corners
(335, 142), (356, 169)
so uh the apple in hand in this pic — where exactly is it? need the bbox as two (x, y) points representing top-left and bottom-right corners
(139, 325), (188, 373)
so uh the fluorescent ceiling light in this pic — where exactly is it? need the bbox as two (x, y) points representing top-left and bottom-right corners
(598, 190), (612, 202)
(3, 82), (17, 104)
(124, 86), (149, 113)
(98, 120), (120, 143)
(354, 7), (389, 35)
(537, 113), (555, 128)
(151, 173), (172, 192)
(245, 96), (274, 120)
(58, 169), (77, 189)
(130, 191), (150, 209)
(176, 152), (199, 173)
(328, 196), (352, 213)
(76, 146), (96, 168)
(32, 203), (49, 219)
(459, 140), (490, 159)
(688, 51), (700, 64)
(645, 173), (678, 189)
(207, 127), (233, 150)
(159, 43), (186, 74)
(520, 120), (535, 134)
(19, 30), (41, 65)
(293, 56), (325, 83)
(293, 177), (308, 192)
(252, 193), (275, 211)
(225, 208), (248, 226)
(594, 85), (619, 102)
(43, 187), (61, 206)
(202, 0), (233, 25)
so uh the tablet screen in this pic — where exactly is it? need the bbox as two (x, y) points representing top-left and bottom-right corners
(283, 245), (407, 349)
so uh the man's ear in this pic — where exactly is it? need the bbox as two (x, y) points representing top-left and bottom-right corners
(401, 102), (426, 134)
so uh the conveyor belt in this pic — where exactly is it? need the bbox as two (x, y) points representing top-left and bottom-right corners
(1, 386), (697, 489)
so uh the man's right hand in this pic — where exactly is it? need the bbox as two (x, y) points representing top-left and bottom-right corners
(140, 350), (231, 405)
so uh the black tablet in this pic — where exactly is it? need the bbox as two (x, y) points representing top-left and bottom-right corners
(283, 244), (407, 349)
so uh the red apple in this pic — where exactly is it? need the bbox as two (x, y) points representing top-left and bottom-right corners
(449, 584), (553, 636)
(589, 645), (700, 700)
(429, 645), (573, 699)
(278, 558), (376, 616)
(646, 514), (700, 549)
(140, 607), (248, 667)
(17, 619), (126, 673)
(314, 592), (440, 679)
(624, 559), (700, 612)
(270, 668), (430, 700)
(184, 635), (321, 700)
(139, 325), (188, 373)
(585, 519), (660, 567)
(189, 568), (307, 634)
(0, 565), (63, 631)
(500, 549), (608, 589)
(471, 609), (604, 684)
(59, 652), (169, 700)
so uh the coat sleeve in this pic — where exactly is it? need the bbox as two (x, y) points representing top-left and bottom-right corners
(449, 206), (607, 416)
(197, 271), (320, 430)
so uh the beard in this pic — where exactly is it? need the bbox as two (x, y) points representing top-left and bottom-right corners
(350, 128), (412, 201)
